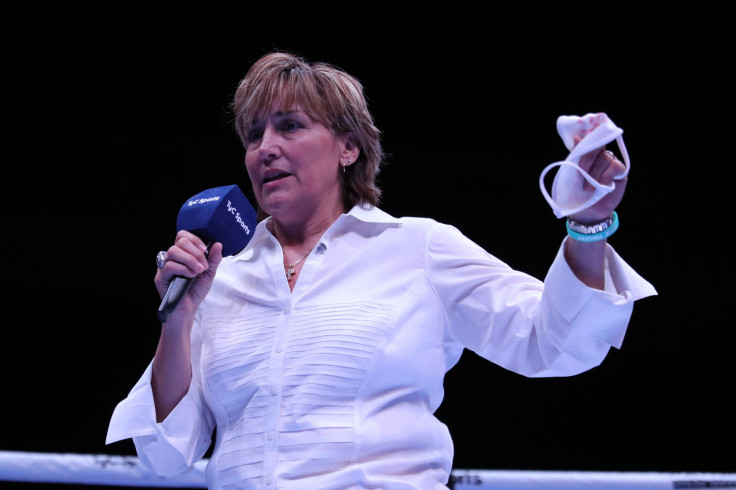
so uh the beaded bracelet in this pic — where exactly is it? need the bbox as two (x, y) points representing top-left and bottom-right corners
(566, 211), (619, 242)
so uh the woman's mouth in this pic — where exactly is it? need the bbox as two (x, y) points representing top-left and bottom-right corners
(263, 171), (291, 184)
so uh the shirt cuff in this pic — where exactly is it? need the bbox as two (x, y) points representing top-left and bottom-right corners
(106, 362), (158, 444)
(106, 362), (212, 476)
(544, 237), (657, 348)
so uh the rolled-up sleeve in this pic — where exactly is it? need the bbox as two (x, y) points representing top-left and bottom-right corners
(544, 236), (658, 349)
(430, 225), (657, 378)
(105, 362), (214, 476)
(106, 311), (215, 477)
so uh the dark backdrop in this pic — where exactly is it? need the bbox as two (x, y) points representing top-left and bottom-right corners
(3, 7), (733, 486)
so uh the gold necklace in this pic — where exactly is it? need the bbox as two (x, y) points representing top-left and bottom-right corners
(285, 247), (313, 282)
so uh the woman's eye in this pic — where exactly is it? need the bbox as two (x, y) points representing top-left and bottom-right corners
(282, 120), (300, 132)
(247, 129), (263, 142)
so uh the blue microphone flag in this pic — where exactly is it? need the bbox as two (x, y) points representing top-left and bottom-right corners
(175, 184), (257, 257)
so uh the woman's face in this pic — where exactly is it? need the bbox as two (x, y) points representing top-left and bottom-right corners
(244, 98), (349, 224)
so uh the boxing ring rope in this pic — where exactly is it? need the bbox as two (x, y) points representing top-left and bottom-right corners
(1, 451), (735, 489)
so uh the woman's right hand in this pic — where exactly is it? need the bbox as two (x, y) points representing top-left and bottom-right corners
(154, 230), (224, 325)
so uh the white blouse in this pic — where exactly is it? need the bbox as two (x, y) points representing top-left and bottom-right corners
(107, 205), (656, 489)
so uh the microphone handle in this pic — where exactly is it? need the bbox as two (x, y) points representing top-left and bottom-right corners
(157, 276), (192, 323)
(156, 241), (213, 323)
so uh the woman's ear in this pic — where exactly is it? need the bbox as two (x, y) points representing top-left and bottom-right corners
(341, 133), (361, 166)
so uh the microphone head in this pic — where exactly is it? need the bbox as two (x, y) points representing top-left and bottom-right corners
(176, 185), (257, 256)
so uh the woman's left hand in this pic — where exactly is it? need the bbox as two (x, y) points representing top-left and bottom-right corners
(568, 135), (628, 225)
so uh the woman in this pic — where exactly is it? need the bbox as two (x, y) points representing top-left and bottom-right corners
(107, 51), (656, 489)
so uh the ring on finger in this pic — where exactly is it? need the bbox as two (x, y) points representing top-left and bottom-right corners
(156, 251), (167, 269)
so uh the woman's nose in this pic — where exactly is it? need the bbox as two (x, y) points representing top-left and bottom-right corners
(258, 126), (281, 161)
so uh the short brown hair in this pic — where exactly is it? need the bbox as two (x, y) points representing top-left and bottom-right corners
(233, 51), (384, 210)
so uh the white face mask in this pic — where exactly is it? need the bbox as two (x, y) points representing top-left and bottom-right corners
(539, 113), (630, 218)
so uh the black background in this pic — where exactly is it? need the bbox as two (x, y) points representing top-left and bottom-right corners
(2, 6), (733, 487)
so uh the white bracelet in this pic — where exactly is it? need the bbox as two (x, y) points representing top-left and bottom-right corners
(566, 213), (615, 234)
(566, 212), (619, 242)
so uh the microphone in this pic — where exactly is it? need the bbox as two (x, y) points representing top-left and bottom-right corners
(157, 185), (257, 323)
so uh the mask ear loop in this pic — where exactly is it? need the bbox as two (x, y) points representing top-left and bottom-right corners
(612, 134), (631, 180)
(538, 134), (631, 218)
(539, 162), (614, 218)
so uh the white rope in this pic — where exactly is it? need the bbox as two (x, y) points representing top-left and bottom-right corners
(1, 451), (734, 488)
(0, 451), (206, 487)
